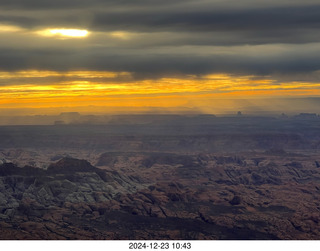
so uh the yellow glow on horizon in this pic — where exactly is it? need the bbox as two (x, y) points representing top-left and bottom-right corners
(38, 28), (89, 38)
(1, 70), (320, 113)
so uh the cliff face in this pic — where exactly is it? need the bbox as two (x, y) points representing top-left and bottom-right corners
(1, 153), (320, 240)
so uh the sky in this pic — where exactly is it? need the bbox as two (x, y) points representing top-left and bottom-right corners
(1, 0), (320, 115)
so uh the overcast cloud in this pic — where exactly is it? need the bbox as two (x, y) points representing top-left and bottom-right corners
(0, 0), (320, 80)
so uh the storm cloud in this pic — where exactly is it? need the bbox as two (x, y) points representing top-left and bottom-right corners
(0, 0), (320, 80)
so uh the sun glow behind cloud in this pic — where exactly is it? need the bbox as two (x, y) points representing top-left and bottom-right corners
(0, 24), (25, 33)
(109, 31), (135, 40)
(0, 23), (89, 38)
(38, 28), (89, 38)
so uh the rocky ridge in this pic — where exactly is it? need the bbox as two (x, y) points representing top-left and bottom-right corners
(1, 152), (320, 239)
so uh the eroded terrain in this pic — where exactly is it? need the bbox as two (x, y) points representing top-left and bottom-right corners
(1, 115), (320, 239)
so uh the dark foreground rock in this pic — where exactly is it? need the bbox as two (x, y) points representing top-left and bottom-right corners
(1, 154), (320, 240)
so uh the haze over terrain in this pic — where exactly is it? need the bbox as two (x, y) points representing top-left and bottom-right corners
(1, 114), (320, 239)
(1, 0), (320, 241)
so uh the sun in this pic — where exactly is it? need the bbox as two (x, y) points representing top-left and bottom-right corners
(50, 29), (88, 37)
(38, 28), (89, 38)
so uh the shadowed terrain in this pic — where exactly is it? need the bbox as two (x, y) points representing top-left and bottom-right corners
(1, 114), (320, 239)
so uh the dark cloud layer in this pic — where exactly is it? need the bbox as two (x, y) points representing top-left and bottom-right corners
(0, 0), (188, 11)
(0, 0), (320, 79)
(90, 5), (320, 32)
(1, 44), (319, 79)
(2, 1), (319, 31)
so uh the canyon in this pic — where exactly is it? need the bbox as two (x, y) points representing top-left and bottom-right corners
(1, 114), (320, 239)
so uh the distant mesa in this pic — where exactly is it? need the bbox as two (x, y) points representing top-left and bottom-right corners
(53, 112), (81, 125)
(57, 112), (81, 124)
(294, 113), (318, 119)
(54, 120), (65, 125)
(59, 112), (81, 117)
